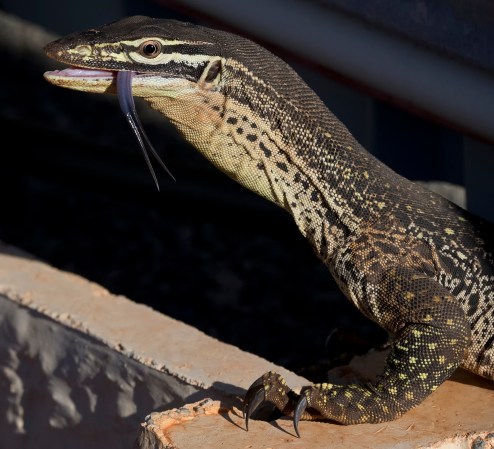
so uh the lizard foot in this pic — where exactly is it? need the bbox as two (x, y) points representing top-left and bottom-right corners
(243, 375), (364, 436)
(243, 371), (304, 437)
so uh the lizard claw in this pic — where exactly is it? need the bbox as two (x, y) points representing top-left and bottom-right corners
(243, 383), (265, 431)
(293, 393), (308, 438)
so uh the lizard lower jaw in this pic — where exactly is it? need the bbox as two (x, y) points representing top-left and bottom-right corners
(44, 67), (116, 93)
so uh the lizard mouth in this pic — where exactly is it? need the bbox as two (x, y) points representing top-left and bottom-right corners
(45, 67), (116, 79)
(44, 67), (176, 189)
(44, 66), (118, 93)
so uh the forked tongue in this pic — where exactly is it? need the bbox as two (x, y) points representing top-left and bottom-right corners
(116, 70), (176, 190)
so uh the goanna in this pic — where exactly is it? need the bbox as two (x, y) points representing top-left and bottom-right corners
(43, 16), (494, 435)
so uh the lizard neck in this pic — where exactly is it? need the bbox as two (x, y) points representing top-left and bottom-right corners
(139, 47), (408, 265)
(148, 91), (403, 263)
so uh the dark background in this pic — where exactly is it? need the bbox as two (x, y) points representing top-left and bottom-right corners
(0, 1), (470, 375)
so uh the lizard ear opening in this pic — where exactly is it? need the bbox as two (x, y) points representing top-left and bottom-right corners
(202, 59), (222, 84)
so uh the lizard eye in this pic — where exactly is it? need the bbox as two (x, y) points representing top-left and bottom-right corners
(139, 40), (162, 58)
(204, 60), (222, 82)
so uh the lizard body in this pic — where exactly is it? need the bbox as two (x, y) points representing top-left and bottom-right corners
(43, 16), (494, 432)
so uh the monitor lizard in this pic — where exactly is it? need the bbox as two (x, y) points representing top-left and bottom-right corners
(42, 16), (494, 436)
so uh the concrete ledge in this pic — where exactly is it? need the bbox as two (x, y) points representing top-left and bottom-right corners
(0, 241), (305, 448)
(1, 241), (493, 448)
(137, 367), (494, 449)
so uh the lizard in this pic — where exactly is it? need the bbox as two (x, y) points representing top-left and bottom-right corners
(42, 15), (494, 436)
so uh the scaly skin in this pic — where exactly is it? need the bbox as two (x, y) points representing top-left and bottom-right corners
(43, 16), (494, 434)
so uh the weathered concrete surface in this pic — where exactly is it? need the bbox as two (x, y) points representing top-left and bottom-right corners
(0, 241), (306, 449)
(0, 296), (200, 448)
(138, 356), (494, 449)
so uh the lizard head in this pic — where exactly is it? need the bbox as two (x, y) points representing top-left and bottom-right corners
(43, 16), (226, 98)
(43, 15), (331, 206)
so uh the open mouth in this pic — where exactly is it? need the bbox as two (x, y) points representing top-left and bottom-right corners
(44, 67), (162, 80)
(44, 67), (176, 189)
(44, 67), (118, 82)
(46, 67), (115, 78)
